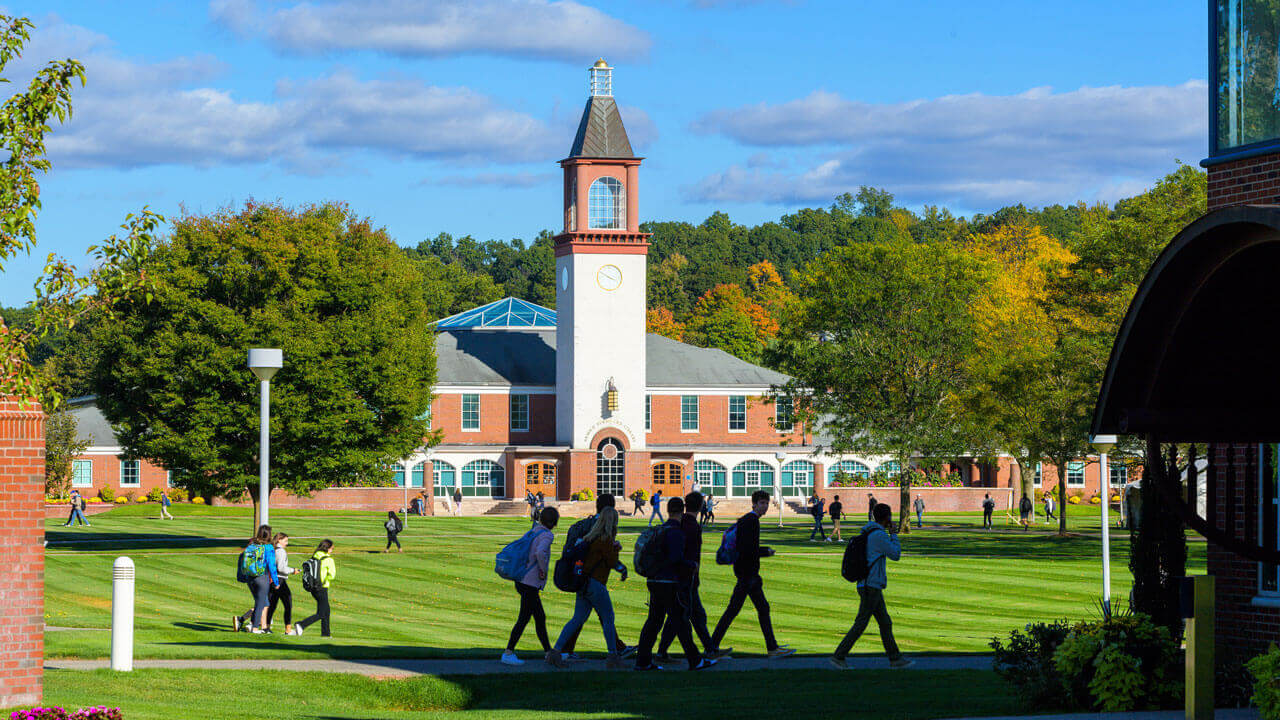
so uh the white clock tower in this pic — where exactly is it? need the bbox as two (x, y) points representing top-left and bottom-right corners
(555, 60), (649, 451)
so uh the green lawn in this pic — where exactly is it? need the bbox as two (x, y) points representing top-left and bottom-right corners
(37, 668), (1019, 720)
(43, 504), (1205, 661)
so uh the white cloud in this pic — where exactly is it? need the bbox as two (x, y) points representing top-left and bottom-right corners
(24, 18), (561, 171)
(214, 0), (651, 63)
(689, 83), (1207, 209)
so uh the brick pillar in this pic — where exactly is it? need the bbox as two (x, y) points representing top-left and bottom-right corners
(0, 397), (45, 707)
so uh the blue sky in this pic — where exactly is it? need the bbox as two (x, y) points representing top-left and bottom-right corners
(1, 0), (1206, 305)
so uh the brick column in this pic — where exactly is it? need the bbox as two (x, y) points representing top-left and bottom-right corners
(0, 397), (45, 707)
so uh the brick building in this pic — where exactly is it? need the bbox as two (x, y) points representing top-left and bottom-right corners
(1092, 0), (1280, 659)
(0, 399), (45, 707)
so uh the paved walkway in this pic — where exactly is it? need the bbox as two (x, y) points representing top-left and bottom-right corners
(47, 653), (990, 676)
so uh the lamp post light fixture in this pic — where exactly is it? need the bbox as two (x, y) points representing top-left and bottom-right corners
(774, 450), (787, 527)
(248, 348), (283, 527)
(1091, 433), (1118, 616)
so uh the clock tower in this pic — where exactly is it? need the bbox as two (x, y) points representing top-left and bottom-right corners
(555, 59), (649, 452)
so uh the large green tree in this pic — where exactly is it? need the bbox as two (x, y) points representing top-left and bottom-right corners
(770, 240), (991, 532)
(92, 202), (437, 517)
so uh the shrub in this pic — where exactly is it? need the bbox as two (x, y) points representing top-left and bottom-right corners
(1247, 644), (1280, 720)
(87, 497), (101, 503)
(12, 707), (126, 720)
(191, 496), (205, 505)
(634, 488), (648, 502)
(991, 620), (1074, 708)
(114, 496), (128, 504)
(146, 488), (164, 502)
(1053, 614), (1182, 711)
(167, 487), (188, 502)
(98, 486), (115, 503)
(570, 488), (595, 502)
(1068, 496), (1082, 505)
(134, 496), (147, 503)
(1089, 496), (1101, 505)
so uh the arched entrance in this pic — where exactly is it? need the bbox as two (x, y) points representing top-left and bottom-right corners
(525, 461), (556, 497)
(596, 438), (625, 498)
(651, 461), (683, 494)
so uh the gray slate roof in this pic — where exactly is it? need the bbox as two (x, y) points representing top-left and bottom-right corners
(435, 330), (788, 387)
(568, 96), (634, 159)
(68, 397), (117, 446)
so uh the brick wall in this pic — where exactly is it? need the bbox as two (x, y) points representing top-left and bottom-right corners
(70, 453), (168, 500)
(213, 486), (434, 514)
(1208, 154), (1280, 210)
(645, 394), (806, 445)
(0, 398), (45, 707)
(431, 393), (556, 445)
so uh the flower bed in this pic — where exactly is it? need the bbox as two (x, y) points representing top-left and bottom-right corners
(11, 707), (123, 720)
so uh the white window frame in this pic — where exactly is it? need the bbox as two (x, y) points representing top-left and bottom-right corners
(119, 459), (141, 487)
(510, 394), (529, 432)
(775, 396), (794, 432)
(645, 394), (651, 432)
(1066, 461), (1086, 487)
(728, 395), (747, 432)
(72, 459), (93, 488)
(461, 393), (481, 432)
(680, 395), (699, 432)
(1033, 462), (1042, 488)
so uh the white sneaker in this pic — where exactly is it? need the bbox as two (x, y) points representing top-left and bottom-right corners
(501, 651), (524, 666)
(291, 625), (304, 636)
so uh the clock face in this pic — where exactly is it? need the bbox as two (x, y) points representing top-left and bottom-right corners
(597, 264), (623, 291)
(560, 267), (568, 290)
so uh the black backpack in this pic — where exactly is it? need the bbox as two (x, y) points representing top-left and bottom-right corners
(841, 526), (882, 583)
(553, 538), (593, 593)
(633, 525), (670, 578)
(301, 557), (322, 592)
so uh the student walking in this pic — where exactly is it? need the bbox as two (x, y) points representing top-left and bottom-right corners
(160, 491), (173, 520)
(452, 488), (463, 516)
(648, 490), (664, 526)
(1019, 494), (1033, 530)
(63, 491), (89, 527)
(635, 496), (714, 671)
(502, 507), (559, 666)
(558, 495), (633, 660)
(384, 510), (404, 552)
(830, 503), (913, 669)
(631, 490), (645, 516)
(708, 490), (793, 659)
(656, 492), (716, 662)
(292, 539), (336, 637)
(548, 506), (629, 669)
(829, 495), (844, 542)
(266, 532), (299, 634)
(702, 494), (715, 526)
(808, 494), (827, 541)
(982, 494), (995, 530)
(234, 524), (279, 634)
(1043, 494), (1057, 523)
(912, 495), (925, 528)
(867, 493), (878, 521)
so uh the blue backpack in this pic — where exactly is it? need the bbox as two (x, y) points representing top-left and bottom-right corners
(237, 543), (268, 582)
(495, 529), (539, 581)
(715, 522), (740, 565)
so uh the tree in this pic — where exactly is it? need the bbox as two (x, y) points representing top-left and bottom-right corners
(646, 307), (685, 341)
(44, 408), (86, 497)
(770, 240), (991, 532)
(686, 283), (776, 363)
(91, 202), (438, 522)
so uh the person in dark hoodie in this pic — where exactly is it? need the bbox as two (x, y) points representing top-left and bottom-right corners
(656, 492), (716, 662)
(634, 496), (716, 671)
(830, 503), (914, 669)
(706, 490), (795, 659)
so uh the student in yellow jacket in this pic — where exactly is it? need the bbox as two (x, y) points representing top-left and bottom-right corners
(292, 539), (336, 637)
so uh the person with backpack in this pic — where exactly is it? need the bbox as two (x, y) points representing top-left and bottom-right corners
(526, 491), (538, 524)
(62, 490), (89, 527)
(867, 493), (878, 521)
(648, 490), (664, 526)
(291, 539), (336, 637)
(634, 496), (715, 671)
(556, 495), (633, 661)
(829, 495), (844, 542)
(233, 524), (279, 634)
(384, 510), (404, 552)
(912, 495), (925, 528)
(266, 532), (299, 634)
(830, 503), (913, 669)
(501, 506), (559, 666)
(631, 490), (644, 516)
(707, 490), (793, 660)
(160, 490), (173, 520)
(547, 507), (628, 669)
(808, 494), (826, 542)
(1019, 493), (1033, 530)
(656, 492), (716, 663)
(982, 494), (995, 530)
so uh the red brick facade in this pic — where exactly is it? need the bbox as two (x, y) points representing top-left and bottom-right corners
(0, 398), (45, 707)
(644, 394), (806, 445)
(1207, 154), (1280, 211)
(429, 392), (556, 444)
(68, 452), (169, 499)
(213, 485), (435, 514)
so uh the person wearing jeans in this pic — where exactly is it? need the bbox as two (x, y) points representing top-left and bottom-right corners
(548, 507), (628, 669)
(808, 495), (826, 541)
(293, 539), (336, 637)
(830, 504), (913, 669)
(64, 491), (90, 527)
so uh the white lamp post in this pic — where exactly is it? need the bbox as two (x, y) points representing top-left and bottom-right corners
(248, 348), (283, 526)
(774, 451), (787, 528)
(1091, 433), (1118, 616)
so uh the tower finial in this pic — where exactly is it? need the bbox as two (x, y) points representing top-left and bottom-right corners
(589, 59), (612, 97)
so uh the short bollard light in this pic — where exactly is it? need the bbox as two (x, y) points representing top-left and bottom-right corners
(111, 556), (135, 672)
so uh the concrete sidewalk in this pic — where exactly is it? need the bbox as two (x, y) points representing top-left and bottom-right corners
(47, 653), (990, 676)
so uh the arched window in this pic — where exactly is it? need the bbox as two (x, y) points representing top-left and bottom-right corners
(781, 460), (814, 497)
(432, 460), (455, 497)
(588, 177), (625, 229)
(652, 462), (683, 490)
(596, 438), (625, 497)
(876, 461), (902, 477)
(461, 460), (503, 498)
(693, 460), (727, 497)
(526, 462), (556, 495)
(731, 460), (775, 497)
(827, 460), (870, 484)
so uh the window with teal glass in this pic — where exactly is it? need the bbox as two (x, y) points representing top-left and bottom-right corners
(1034, 462), (1042, 487)
(410, 461), (425, 488)
(1066, 461), (1086, 487)
(393, 464), (406, 487)
(694, 460), (727, 497)
(72, 459), (93, 487)
(461, 460), (502, 497)
(728, 395), (746, 431)
(731, 460), (774, 497)
(826, 460), (869, 484)
(877, 460), (902, 477)
(462, 394), (480, 430)
(775, 396), (794, 431)
(781, 460), (814, 496)
(681, 396), (699, 431)
(119, 459), (140, 487)
(433, 460), (455, 497)
(1215, 1), (1280, 154)
(510, 394), (529, 431)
